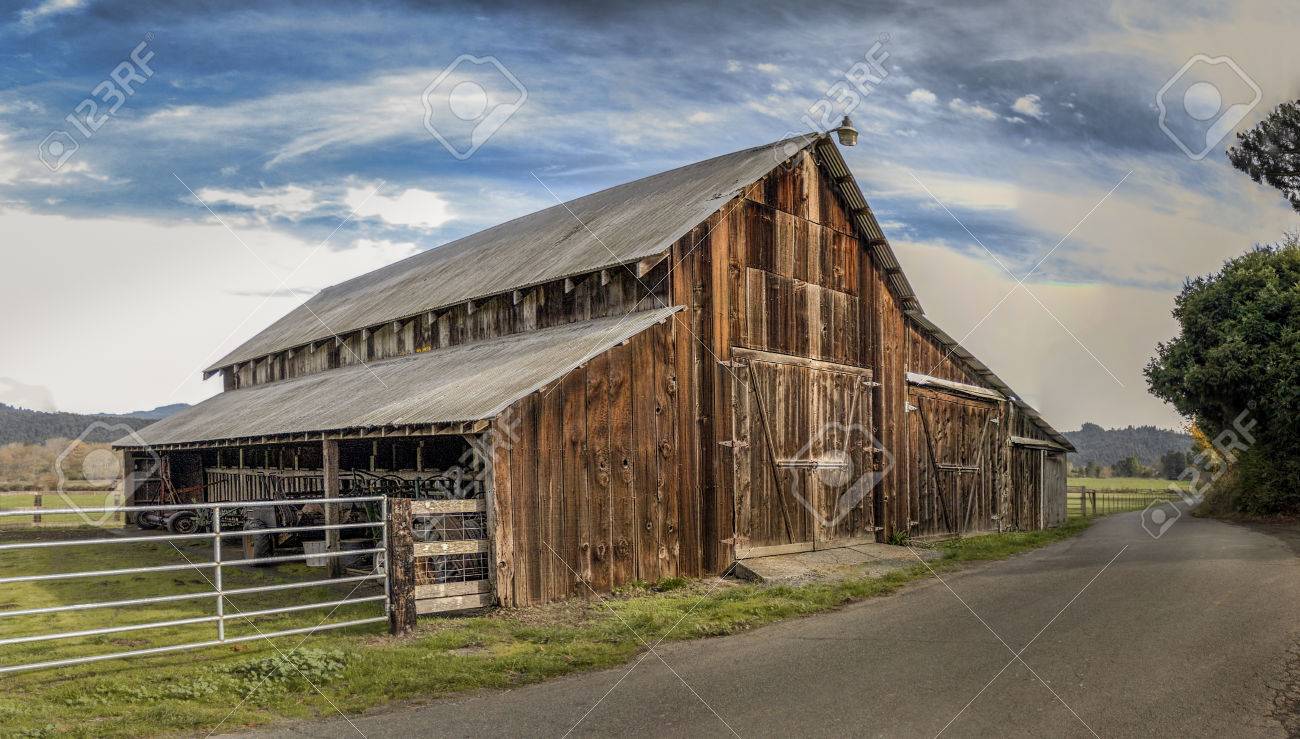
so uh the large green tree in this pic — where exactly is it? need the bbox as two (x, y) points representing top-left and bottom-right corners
(1227, 100), (1300, 214)
(1145, 236), (1300, 513)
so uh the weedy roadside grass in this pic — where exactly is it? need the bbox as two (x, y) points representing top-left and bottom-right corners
(0, 519), (1090, 738)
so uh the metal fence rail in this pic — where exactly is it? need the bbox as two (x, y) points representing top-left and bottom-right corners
(0, 496), (389, 675)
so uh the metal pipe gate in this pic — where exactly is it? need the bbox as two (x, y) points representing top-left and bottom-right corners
(0, 496), (390, 675)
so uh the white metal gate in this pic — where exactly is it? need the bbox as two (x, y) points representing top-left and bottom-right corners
(0, 496), (390, 674)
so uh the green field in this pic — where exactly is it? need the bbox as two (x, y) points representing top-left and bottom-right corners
(1068, 476), (1189, 492)
(0, 520), (1090, 737)
(0, 491), (124, 528)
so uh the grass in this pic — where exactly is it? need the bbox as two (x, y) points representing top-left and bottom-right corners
(1068, 476), (1189, 492)
(0, 491), (124, 529)
(0, 519), (1090, 737)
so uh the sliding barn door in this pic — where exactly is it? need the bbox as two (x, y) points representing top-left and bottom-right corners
(908, 391), (999, 537)
(730, 352), (875, 557)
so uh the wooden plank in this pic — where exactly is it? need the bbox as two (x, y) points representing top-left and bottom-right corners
(906, 371), (1004, 401)
(669, 247), (701, 577)
(560, 368), (586, 597)
(654, 322), (681, 578)
(732, 346), (872, 377)
(735, 541), (815, 559)
(632, 329), (660, 583)
(415, 539), (490, 557)
(386, 497), (416, 634)
(511, 397), (539, 604)
(489, 419), (515, 606)
(414, 579), (490, 600)
(411, 499), (487, 515)
(586, 351), (613, 593)
(538, 378), (565, 600)
(608, 340), (636, 588)
(416, 592), (494, 614)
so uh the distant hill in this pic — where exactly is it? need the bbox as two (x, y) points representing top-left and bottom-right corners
(117, 403), (191, 421)
(1064, 423), (1193, 467)
(0, 402), (190, 445)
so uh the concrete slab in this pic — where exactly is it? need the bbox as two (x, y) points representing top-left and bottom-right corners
(731, 543), (943, 584)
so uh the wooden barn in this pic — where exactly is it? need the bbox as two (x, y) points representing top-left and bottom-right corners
(117, 134), (1073, 609)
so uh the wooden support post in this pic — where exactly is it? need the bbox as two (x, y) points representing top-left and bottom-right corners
(322, 439), (343, 578)
(32, 493), (42, 525)
(387, 497), (417, 635)
(121, 450), (136, 525)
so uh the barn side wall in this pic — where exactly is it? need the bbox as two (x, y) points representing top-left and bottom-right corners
(488, 319), (696, 607)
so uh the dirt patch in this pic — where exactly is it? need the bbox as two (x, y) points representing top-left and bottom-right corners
(1271, 642), (1300, 737)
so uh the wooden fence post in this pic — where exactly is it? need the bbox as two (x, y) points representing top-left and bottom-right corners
(387, 497), (417, 636)
(32, 493), (42, 525)
(322, 439), (343, 578)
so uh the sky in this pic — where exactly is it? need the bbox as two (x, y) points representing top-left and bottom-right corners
(0, 0), (1297, 431)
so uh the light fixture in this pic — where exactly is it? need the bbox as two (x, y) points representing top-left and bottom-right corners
(834, 115), (858, 146)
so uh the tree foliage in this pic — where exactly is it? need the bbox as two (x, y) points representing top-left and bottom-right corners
(1227, 100), (1300, 214)
(1145, 236), (1300, 513)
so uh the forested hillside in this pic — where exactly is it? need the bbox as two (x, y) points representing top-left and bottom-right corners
(1064, 422), (1192, 468)
(0, 403), (180, 445)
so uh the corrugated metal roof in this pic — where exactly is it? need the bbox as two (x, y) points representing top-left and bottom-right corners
(129, 307), (680, 447)
(206, 138), (814, 373)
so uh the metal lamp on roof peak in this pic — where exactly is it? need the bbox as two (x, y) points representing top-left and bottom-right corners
(834, 115), (858, 146)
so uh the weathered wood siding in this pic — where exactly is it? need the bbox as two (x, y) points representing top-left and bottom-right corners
(905, 388), (1000, 538)
(489, 320), (696, 606)
(1042, 451), (1068, 527)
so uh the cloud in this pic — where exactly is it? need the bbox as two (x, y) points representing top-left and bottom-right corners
(345, 186), (455, 230)
(1012, 94), (1044, 119)
(18, 0), (84, 28)
(0, 377), (57, 412)
(195, 185), (319, 220)
(948, 98), (999, 121)
(907, 88), (937, 106)
(725, 60), (742, 73)
(894, 239), (1182, 429)
(0, 207), (421, 413)
(754, 63), (781, 74)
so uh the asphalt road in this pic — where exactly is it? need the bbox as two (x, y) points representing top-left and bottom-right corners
(243, 509), (1300, 738)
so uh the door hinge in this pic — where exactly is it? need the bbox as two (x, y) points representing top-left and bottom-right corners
(905, 403), (919, 412)
(863, 380), (882, 388)
(718, 440), (750, 449)
(718, 359), (746, 368)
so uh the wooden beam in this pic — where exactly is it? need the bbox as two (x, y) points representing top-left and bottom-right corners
(322, 439), (343, 578)
(411, 499), (486, 515)
(600, 269), (610, 286)
(564, 277), (576, 294)
(512, 289), (525, 305)
(413, 579), (489, 600)
(415, 539), (489, 557)
(386, 497), (417, 635)
(905, 371), (1005, 402)
(415, 592), (493, 614)
(636, 253), (668, 278)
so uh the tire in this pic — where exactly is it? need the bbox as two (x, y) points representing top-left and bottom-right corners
(137, 514), (163, 530)
(166, 511), (199, 535)
(241, 518), (275, 564)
